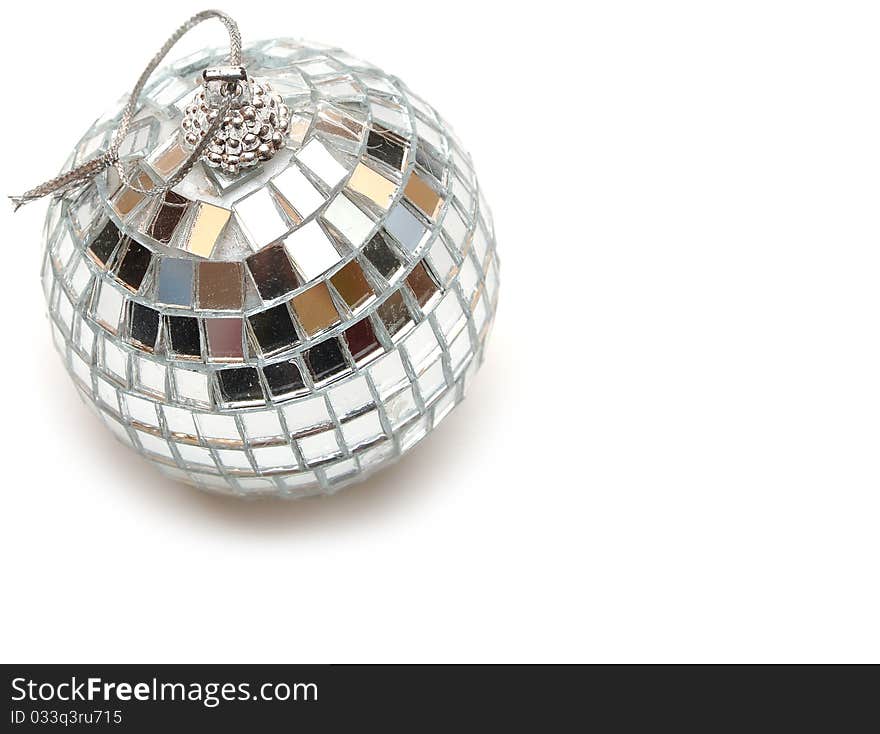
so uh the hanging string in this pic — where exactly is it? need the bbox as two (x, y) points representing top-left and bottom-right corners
(10, 9), (243, 211)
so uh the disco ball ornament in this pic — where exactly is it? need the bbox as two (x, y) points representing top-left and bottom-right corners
(37, 19), (499, 498)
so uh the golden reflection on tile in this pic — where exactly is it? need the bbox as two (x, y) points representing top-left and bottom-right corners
(347, 163), (397, 210)
(186, 203), (231, 258)
(291, 283), (340, 337)
(406, 261), (440, 307)
(112, 172), (154, 217)
(288, 115), (311, 146)
(404, 172), (444, 220)
(197, 261), (243, 310)
(274, 191), (304, 226)
(330, 260), (374, 312)
(153, 142), (188, 177)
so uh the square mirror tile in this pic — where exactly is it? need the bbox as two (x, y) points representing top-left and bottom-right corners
(366, 127), (407, 171)
(271, 165), (326, 220)
(150, 191), (191, 244)
(234, 187), (291, 249)
(248, 303), (299, 355)
(322, 193), (375, 247)
(295, 139), (348, 187)
(346, 163), (397, 210)
(377, 290), (412, 338)
(291, 283), (340, 337)
(283, 220), (341, 282)
(129, 302), (160, 350)
(197, 261), (243, 311)
(88, 220), (123, 267)
(205, 318), (244, 362)
(217, 367), (264, 405)
(306, 338), (349, 384)
(263, 360), (306, 399)
(186, 202), (231, 258)
(246, 243), (300, 301)
(406, 261), (440, 308)
(344, 317), (382, 364)
(166, 315), (201, 358)
(404, 172), (444, 220)
(384, 203), (428, 253)
(156, 258), (194, 307)
(330, 260), (374, 312)
(115, 240), (152, 292)
(362, 232), (403, 280)
(95, 283), (125, 332)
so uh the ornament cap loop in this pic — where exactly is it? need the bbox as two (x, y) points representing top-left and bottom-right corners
(203, 66), (249, 84)
(203, 65), (252, 106)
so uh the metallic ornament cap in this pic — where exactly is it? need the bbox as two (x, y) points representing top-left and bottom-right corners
(180, 72), (291, 176)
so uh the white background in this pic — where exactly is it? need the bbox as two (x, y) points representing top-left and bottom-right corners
(1, 0), (878, 663)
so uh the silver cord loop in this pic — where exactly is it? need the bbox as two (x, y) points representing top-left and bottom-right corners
(10, 9), (242, 211)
